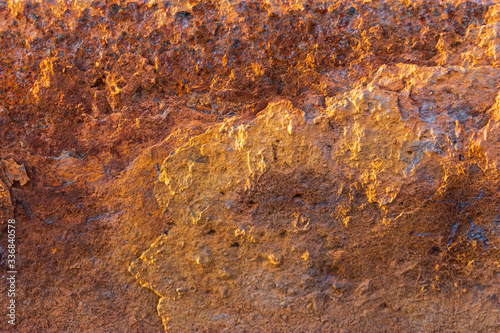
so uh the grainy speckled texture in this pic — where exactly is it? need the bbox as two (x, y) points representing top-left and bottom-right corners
(1, 0), (500, 332)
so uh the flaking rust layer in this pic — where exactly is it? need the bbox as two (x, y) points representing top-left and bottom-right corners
(2, 0), (500, 332)
(131, 63), (500, 331)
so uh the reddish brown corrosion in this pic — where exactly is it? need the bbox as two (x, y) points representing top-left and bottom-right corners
(0, 1), (500, 332)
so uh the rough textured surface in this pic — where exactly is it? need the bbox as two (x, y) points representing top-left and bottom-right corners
(134, 78), (500, 331)
(1, 0), (500, 332)
(0, 159), (29, 220)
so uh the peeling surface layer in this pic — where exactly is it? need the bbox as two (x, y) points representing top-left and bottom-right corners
(1, 1), (500, 332)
